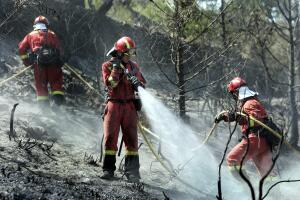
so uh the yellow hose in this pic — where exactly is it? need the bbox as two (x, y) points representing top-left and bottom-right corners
(63, 63), (103, 97)
(191, 122), (217, 152)
(236, 112), (300, 158)
(0, 65), (32, 87)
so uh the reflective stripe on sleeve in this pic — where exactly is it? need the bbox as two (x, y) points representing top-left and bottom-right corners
(108, 76), (118, 88)
(20, 54), (28, 60)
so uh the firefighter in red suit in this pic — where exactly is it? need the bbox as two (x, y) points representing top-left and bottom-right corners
(215, 77), (277, 179)
(101, 36), (146, 181)
(18, 16), (64, 107)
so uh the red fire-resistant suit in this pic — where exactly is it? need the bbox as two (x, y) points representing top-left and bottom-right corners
(102, 58), (146, 177)
(18, 29), (64, 103)
(226, 97), (275, 177)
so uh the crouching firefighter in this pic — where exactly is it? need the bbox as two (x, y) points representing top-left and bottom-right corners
(101, 36), (146, 182)
(18, 15), (65, 108)
(214, 77), (278, 181)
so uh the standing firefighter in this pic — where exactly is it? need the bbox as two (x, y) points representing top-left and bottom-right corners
(101, 36), (146, 181)
(18, 16), (64, 107)
(215, 77), (277, 180)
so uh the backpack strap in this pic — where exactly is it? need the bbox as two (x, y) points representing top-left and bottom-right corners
(128, 60), (138, 76)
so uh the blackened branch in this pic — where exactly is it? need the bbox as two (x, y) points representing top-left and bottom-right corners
(9, 103), (19, 141)
(216, 121), (238, 200)
(260, 134), (285, 200)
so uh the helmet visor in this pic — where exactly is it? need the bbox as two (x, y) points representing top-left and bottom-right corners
(124, 48), (136, 57)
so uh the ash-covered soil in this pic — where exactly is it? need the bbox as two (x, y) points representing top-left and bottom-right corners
(0, 43), (205, 199)
(0, 99), (207, 200)
(0, 98), (164, 200)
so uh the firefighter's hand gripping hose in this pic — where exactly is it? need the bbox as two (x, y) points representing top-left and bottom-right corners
(190, 111), (227, 152)
(0, 65), (32, 87)
(137, 120), (213, 197)
(119, 63), (143, 91)
(215, 110), (300, 159)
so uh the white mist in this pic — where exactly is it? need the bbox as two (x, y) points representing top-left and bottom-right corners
(138, 87), (249, 199)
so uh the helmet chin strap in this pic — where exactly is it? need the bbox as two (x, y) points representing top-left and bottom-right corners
(230, 91), (238, 101)
(116, 52), (124, 60)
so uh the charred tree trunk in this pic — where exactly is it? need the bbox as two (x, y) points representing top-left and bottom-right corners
(174, 1), (187, 120)
(220, 0), (227, 47)
(296, 2), (300, 105)
(177, 42), (186, 119)
(287, 0), (299, 147)
(97, 0), (114, 16)
(0, 0), (3, 17)
(260, 48), (272, 104)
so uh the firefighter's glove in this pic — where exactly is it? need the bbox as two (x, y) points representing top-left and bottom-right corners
(214, 112), (227, 123)
(130, 76), (143, 91)
(214, 110), (236, 123)
(27, 52), (36, 64)
(23, 52), (36, 66)
(111, 60), (121, 71)
(227, 111), (237, 122)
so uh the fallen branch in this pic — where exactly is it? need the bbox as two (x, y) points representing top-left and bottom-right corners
(9, 103), (19, 141)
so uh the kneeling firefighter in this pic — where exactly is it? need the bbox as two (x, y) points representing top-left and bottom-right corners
(215, 77), (277, 180)
(101, 36), (146, 181)
(18, 15), (65, 108)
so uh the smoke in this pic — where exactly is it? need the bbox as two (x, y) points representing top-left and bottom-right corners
(0, 96), (102, 153)
(272, 156), (300, 199)
(138, 87), (249, 199)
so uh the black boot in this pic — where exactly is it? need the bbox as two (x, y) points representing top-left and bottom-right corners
(101, 155), (116, 180)
(124, 155), (141, 182)
(52, 94), (65, 106)
(101, 170), (114, 180)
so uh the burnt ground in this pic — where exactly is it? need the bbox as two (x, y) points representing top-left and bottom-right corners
(0, 98), (208, 200)
(1, 40), (299, 200)
(0, 99), (161, 200)
(0, 44), (206, 200)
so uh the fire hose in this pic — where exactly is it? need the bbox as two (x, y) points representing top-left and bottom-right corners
(235, 112), (300, 159)
(0, 65), (32, 87)
(202, 111), (300, 159)
(37, 62), (300, 190)
(63, 63), (103, 97)
(204, 111), (300, 158)
(65, 62), (213, 194)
